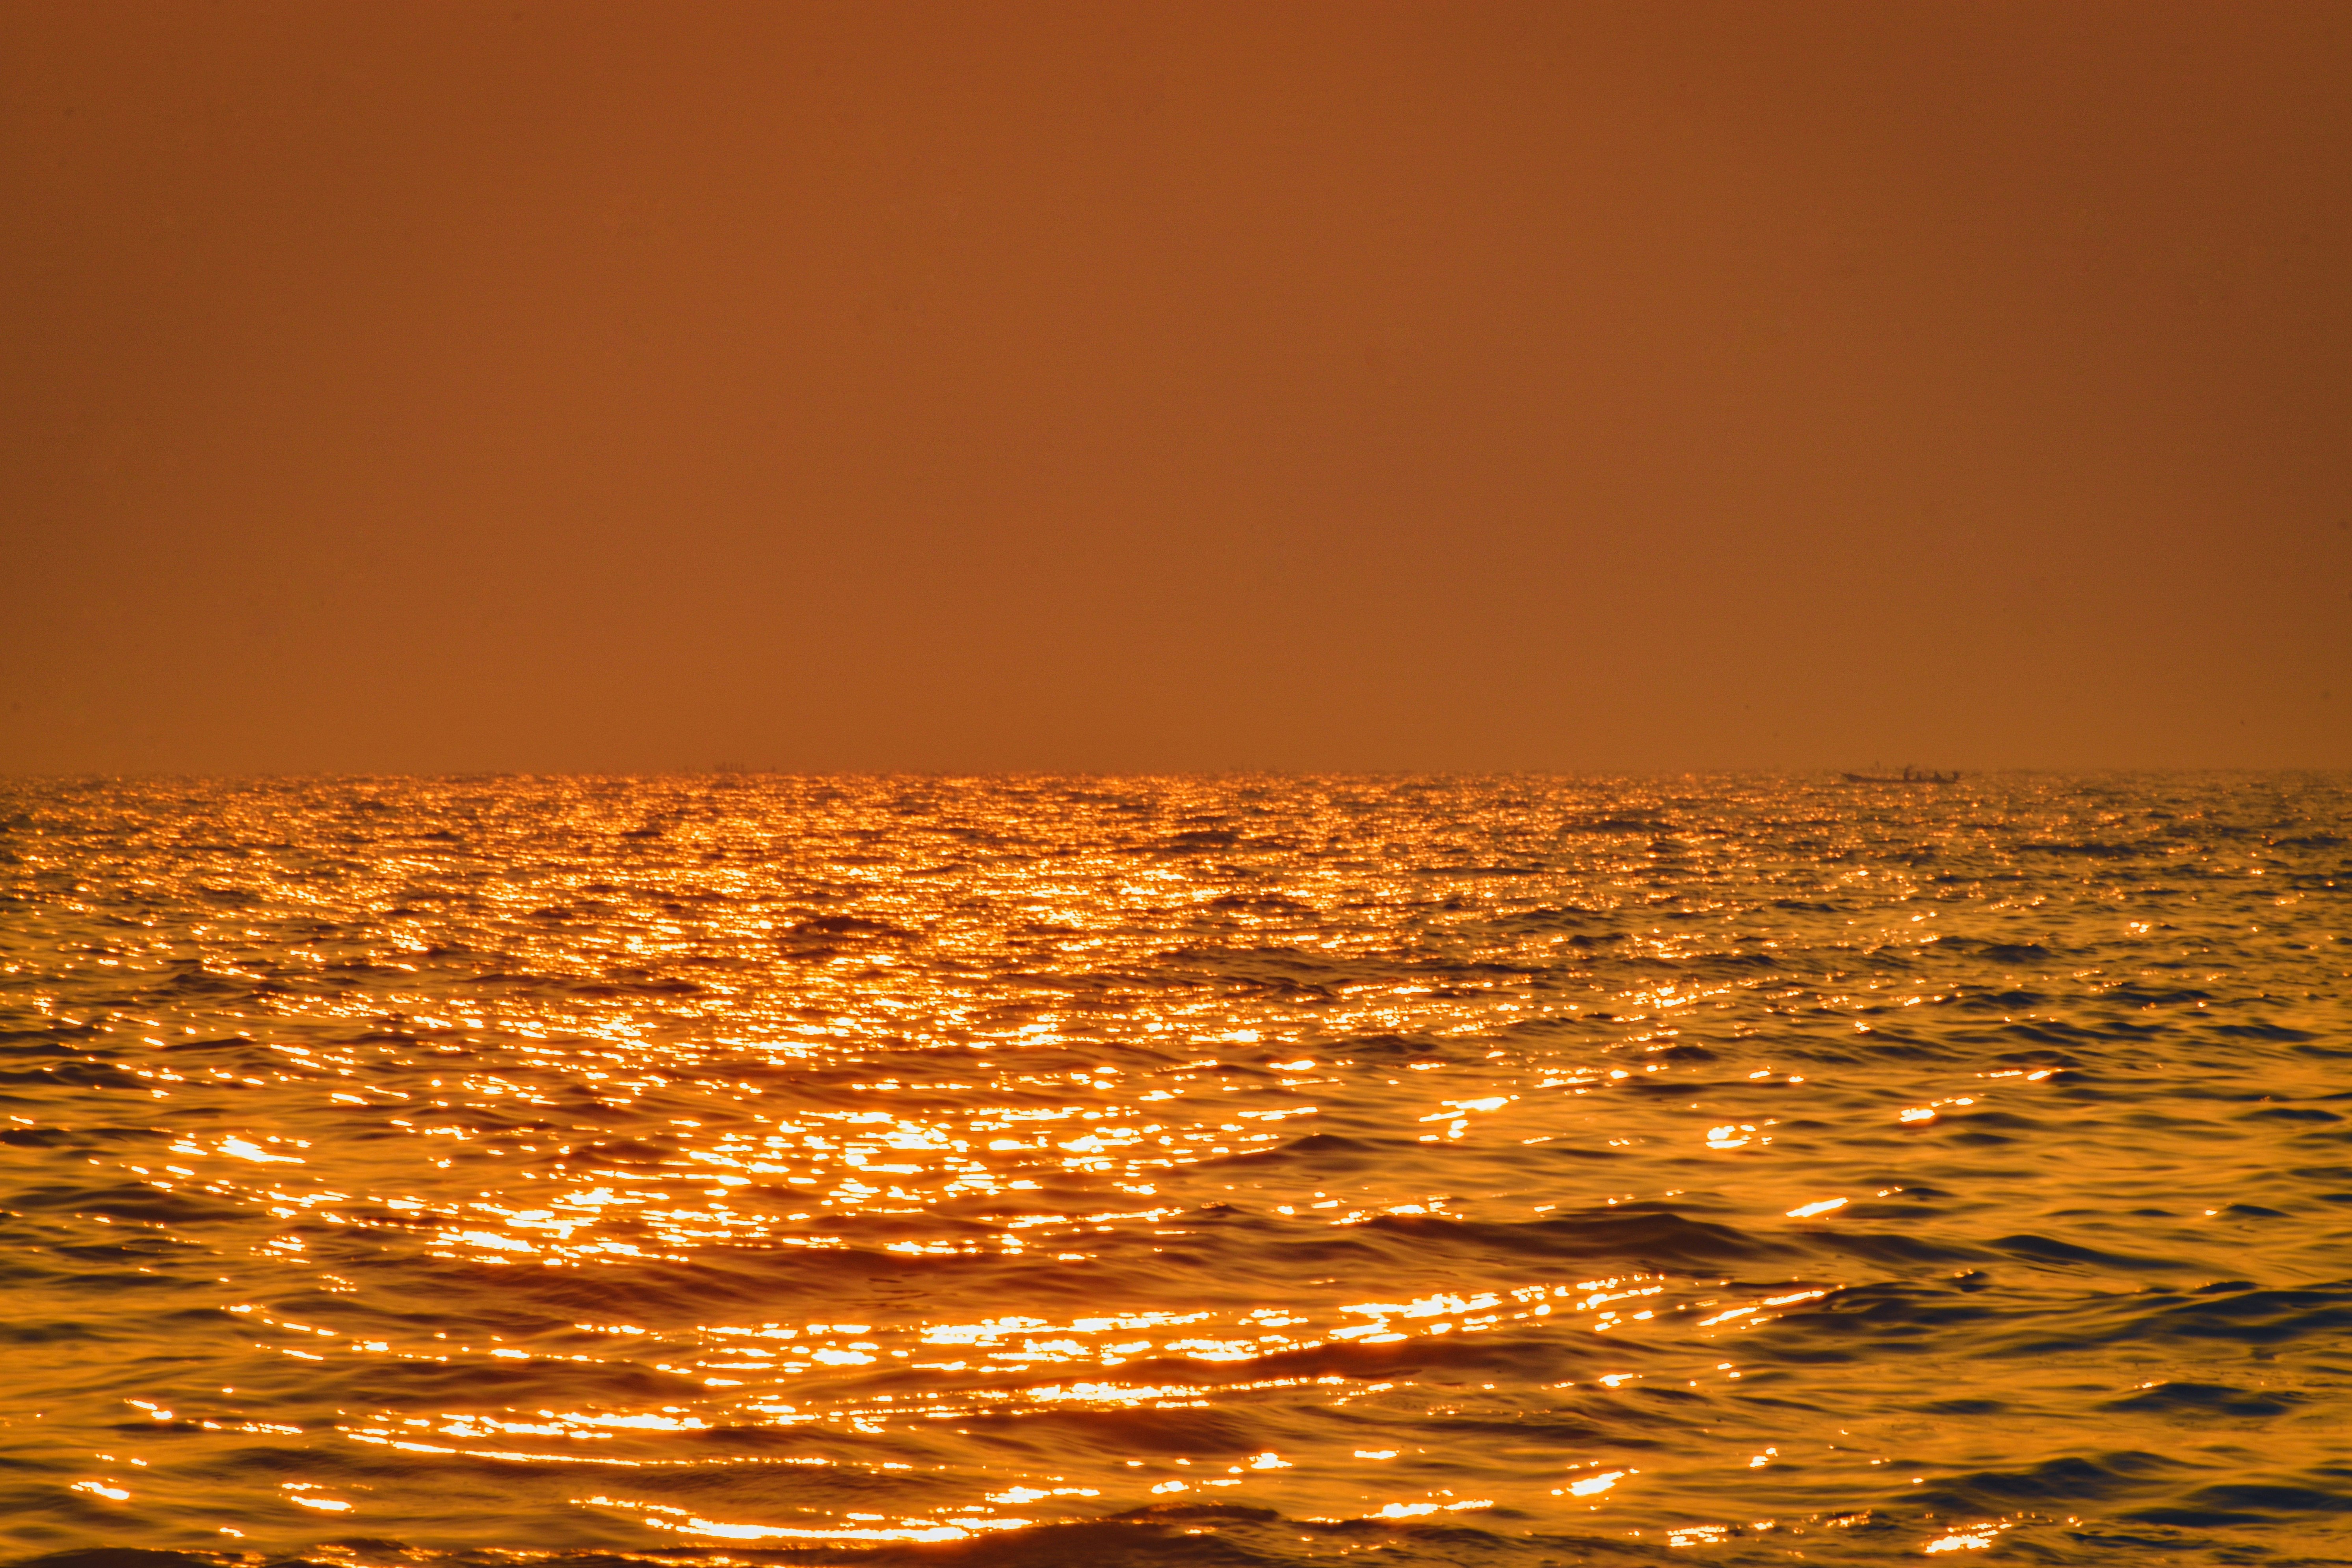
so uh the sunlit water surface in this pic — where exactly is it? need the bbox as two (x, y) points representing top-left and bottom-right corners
(1, 774), (2346, 1567)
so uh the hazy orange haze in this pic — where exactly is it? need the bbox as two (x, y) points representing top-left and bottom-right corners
(3, 1), (2348, 772)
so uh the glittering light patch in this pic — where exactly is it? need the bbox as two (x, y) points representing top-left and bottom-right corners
(1923, 1527), (1998, 1552)
(664, 1517), (971, 1542)
(439, 1228), (536, 1253)
(221, 1137), (303, 1164)
(70, 1481), (130, 1501)
(1567, 1469), (1627, 1497)
(1786, 1197), (1848, 1218)
(586, 1495), (980, 1542)
(553, 1411), (709, 1431)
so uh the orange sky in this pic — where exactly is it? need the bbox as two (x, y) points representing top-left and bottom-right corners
(4, 1), (2347, 772)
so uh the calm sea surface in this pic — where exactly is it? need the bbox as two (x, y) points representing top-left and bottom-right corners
(0, 775), (2346, 1567)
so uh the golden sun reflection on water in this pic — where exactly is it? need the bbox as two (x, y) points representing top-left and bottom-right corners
(3, 775), (2348, 1562)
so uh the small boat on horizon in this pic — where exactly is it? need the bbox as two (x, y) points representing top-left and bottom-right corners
(1841, 765), (1960, 784)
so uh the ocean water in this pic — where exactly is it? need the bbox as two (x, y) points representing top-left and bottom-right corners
(0, 773), (2346, 1568)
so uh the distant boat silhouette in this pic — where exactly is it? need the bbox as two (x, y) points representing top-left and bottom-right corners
(1841, 765), (1960, 784)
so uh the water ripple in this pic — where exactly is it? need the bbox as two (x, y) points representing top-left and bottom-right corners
(0, 772), (2345, 1565)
